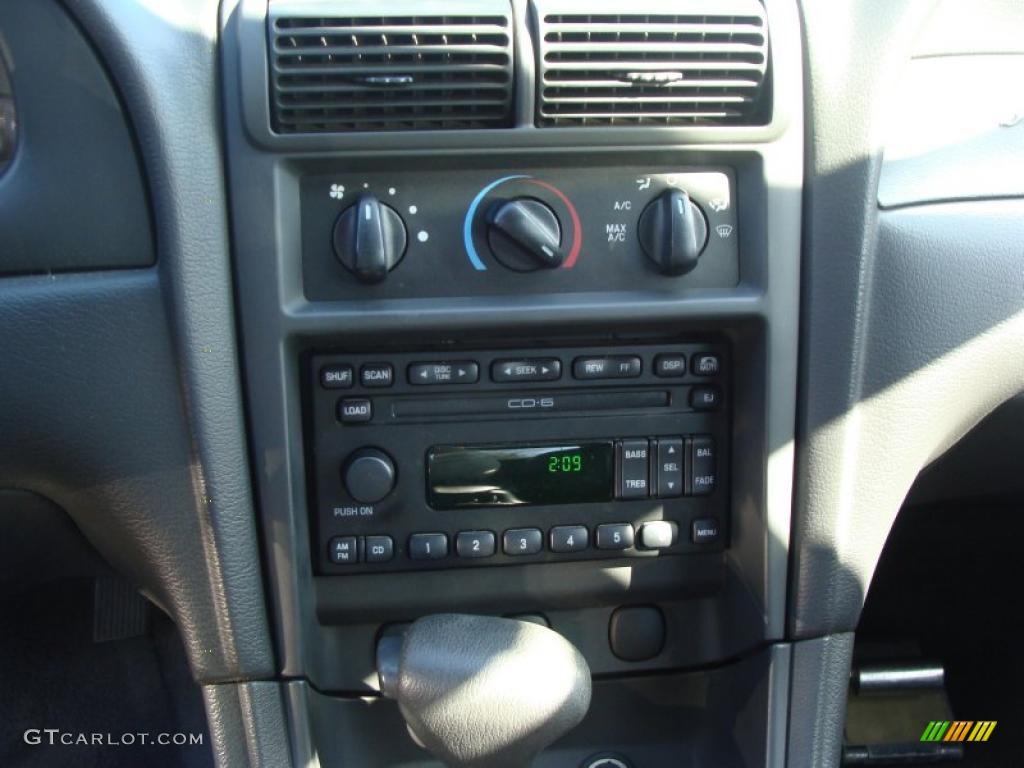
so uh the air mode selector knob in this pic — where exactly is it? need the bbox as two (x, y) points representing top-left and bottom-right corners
(343, 448), (396, 504)
(486, 198), (564, 272)
(637, 189), (709, 276)
(333, 194), (407, 284)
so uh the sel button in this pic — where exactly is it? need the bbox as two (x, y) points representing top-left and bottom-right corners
(656, 438), (684, 498)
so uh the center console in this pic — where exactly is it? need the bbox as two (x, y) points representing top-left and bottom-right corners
(221, 0), (803, 764)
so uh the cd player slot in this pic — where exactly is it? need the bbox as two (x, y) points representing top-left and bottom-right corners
(388, 389), (671, 420)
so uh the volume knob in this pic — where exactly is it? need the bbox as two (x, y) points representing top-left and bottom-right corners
(343, 448), (396, 504)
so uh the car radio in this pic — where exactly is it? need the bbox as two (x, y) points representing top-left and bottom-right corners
(307, 342), (729, 574)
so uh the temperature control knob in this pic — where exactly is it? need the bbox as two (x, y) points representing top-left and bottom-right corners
(637, 189), (708, 276)
(343, 448), (396, 504)
(333, 194), (407, 284)
(486, 198), (564, 272)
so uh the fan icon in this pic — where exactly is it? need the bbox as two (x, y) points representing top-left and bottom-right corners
(329, 183), (345, 200)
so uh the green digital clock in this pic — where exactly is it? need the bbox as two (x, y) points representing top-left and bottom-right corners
(547, 452), (583, 473)
(427, 441), (613, 509)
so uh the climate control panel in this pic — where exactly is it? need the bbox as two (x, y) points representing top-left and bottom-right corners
(301, 166), (738, 300)
(306, 342), (730, 575)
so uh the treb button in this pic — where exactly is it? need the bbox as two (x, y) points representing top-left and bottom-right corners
(617, 439), (650, 499)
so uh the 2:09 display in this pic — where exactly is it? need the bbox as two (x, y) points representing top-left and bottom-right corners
(427, 442), (613, 509)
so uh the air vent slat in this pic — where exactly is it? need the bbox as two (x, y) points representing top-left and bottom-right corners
(269, 4), (514, 134)
(536, 3), (770, 127)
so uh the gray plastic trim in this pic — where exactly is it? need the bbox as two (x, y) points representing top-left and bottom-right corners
(221, 0), (803, 688)
(54, 0), (275, 680)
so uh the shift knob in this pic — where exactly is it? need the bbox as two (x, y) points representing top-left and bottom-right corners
(377, 614), (592, 768)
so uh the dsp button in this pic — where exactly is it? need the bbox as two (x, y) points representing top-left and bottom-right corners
(408, 361), (479, 385)
(690, 436), (716, 496)
(654, 354), (687, 377)
(617, 439), (650, 499)
(573, 355), (641, 380)
(491, 358), (561, 383)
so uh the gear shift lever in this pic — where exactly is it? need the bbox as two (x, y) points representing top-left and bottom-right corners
(376, 614), (592, 768)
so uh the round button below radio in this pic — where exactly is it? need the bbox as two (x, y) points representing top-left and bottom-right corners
(343, 448), (396, 504)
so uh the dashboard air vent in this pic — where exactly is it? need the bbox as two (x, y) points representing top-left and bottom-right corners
(268, 5), (514, 133)
(535, 1), (770, 127)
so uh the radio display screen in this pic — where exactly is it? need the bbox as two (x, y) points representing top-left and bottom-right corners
(427, 442), (614, 509)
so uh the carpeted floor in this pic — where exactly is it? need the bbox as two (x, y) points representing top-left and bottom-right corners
(0, 578), (214, 768)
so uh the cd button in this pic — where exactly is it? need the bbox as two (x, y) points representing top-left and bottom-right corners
(491, 358), (561, 383)
(408, 361), (479, 385)
(364, 535), (394, 563)
(503, 528), (543, 555)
